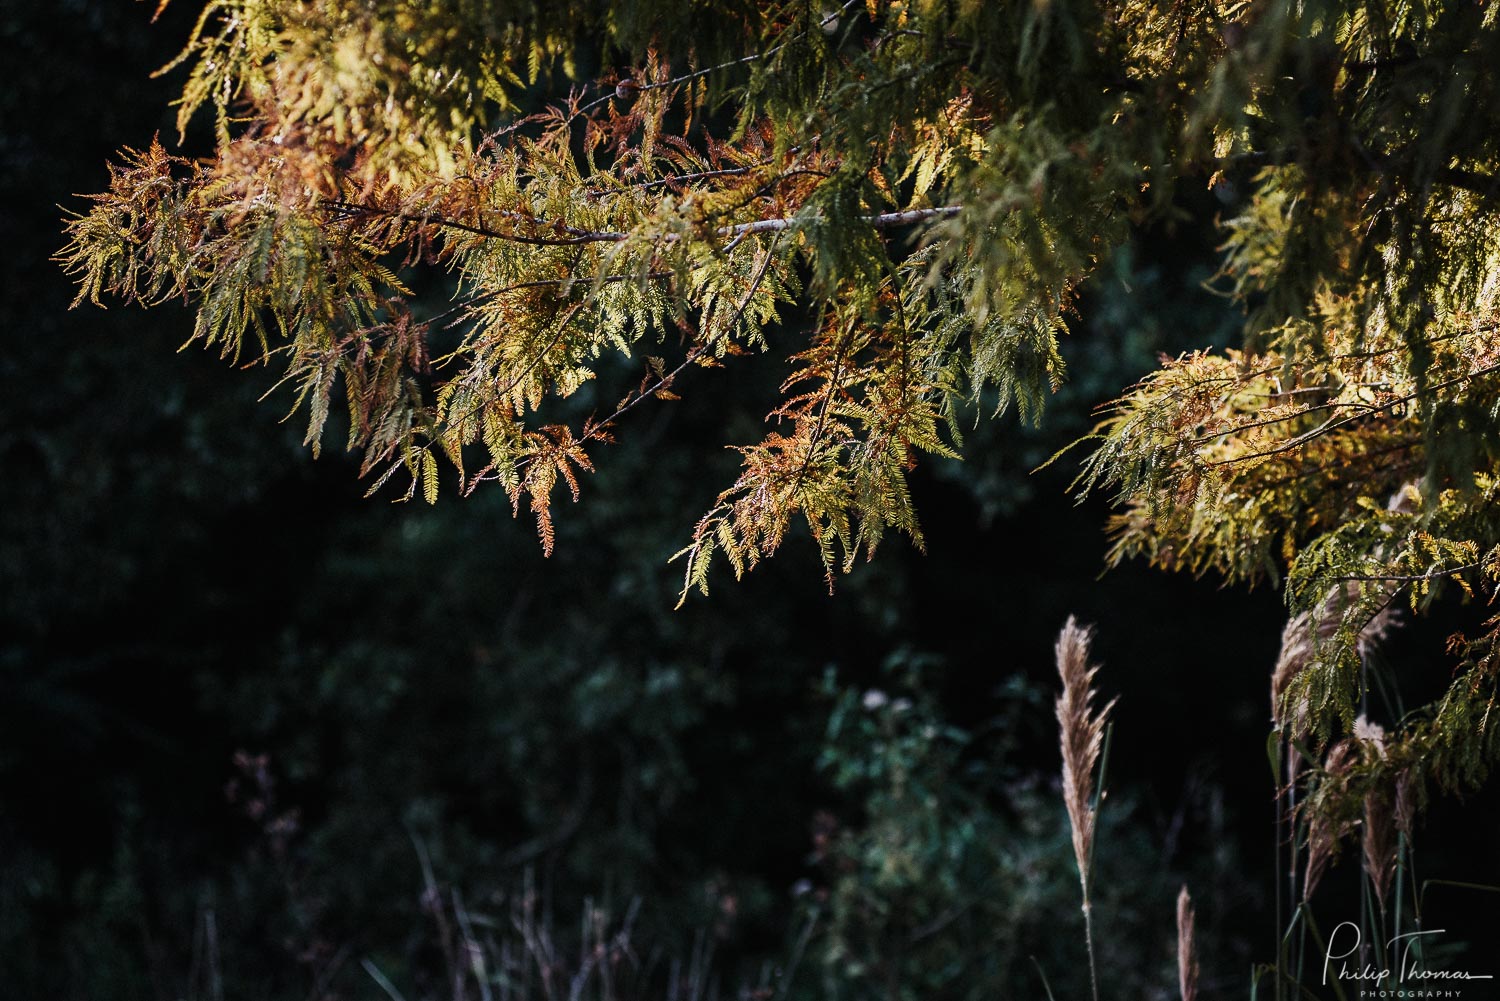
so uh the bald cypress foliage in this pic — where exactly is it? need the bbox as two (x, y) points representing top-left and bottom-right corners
(61, 2), (1500, 808)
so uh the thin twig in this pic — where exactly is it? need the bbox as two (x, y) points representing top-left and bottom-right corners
(1208, 360), (1500, 467)
(331, 200), (962, 247)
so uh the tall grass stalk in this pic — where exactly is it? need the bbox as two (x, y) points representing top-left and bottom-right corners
(1176, 886), (1199, 1001)
(1054, 617), (1115, 1001)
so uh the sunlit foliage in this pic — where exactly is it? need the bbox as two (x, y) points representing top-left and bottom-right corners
(60, 1), (1500, 811)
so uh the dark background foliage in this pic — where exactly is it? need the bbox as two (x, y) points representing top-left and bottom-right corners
(5, 4), (1498, 999)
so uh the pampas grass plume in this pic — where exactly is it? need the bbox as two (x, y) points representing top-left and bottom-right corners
(1056, 616), (1115, 893)
(1355, 716), (1396, 911)
(1304, 739), (1357, 898)
(1177, 885), (1199, 1001)
(1055, 616), (1115, 1001)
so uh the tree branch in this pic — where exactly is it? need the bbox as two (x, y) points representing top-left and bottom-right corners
(1208, 148), (1500, 198)
(329, 201), (964, 247)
